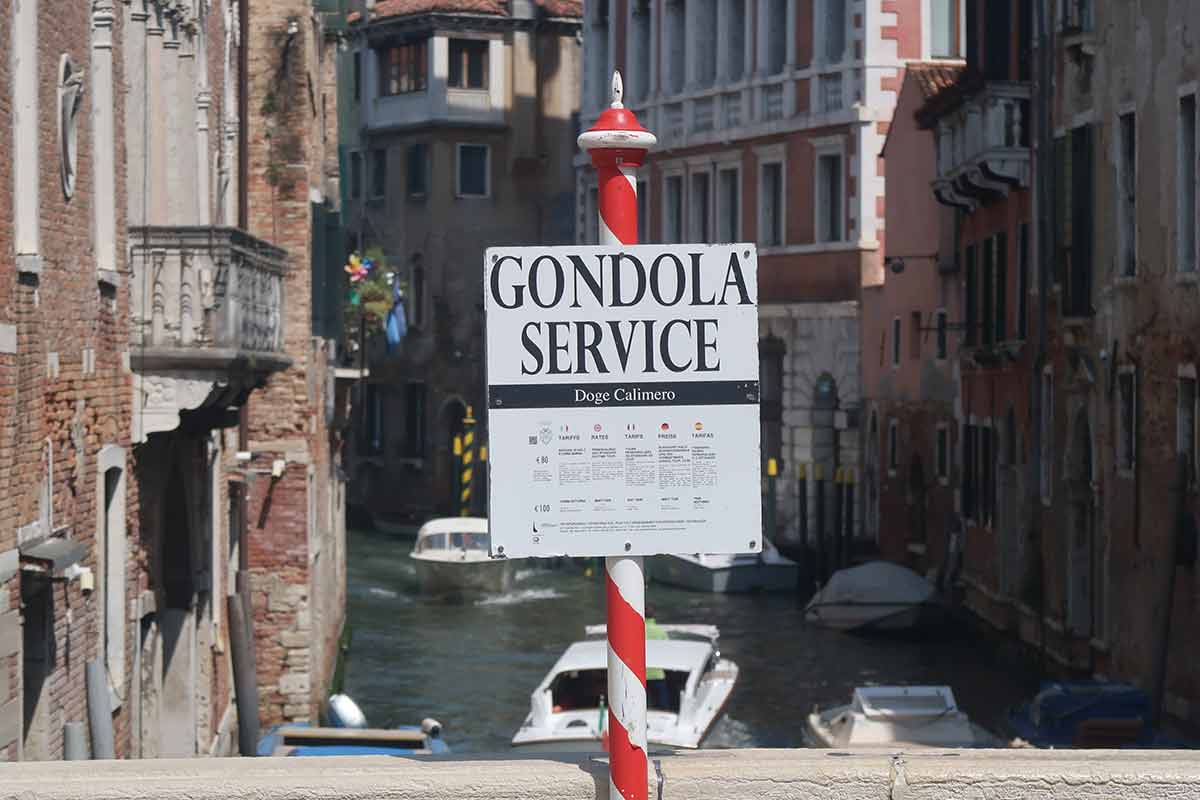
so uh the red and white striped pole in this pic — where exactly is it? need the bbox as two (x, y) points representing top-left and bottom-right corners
(578, 72), (656, 800)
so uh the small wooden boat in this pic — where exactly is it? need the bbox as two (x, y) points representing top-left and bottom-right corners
(257, 722), (449, 756)
(1005, 681), (1187, 748)
(651, 540), (798, 593)
(511, 624), (737, 752)
(410, 517), (514, 595)
(806, 686), (1001, 748)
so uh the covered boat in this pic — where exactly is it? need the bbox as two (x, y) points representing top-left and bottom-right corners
(511, 624), (737, 752)
(806, 685), (1000, 748)
(410, 517), (513, 595)
(804, 561), (939, 632)
(651, 540), (798, 593)
(1006, 681), (1168, 748)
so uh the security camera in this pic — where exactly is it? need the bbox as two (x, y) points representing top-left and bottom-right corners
(887, 257), (905, 275)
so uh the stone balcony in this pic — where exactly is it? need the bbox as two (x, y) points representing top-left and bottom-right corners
(932, 82), (1032, 212)
(129, 226), (291, 441)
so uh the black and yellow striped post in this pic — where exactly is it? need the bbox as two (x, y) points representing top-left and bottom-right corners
(459, 405), (477, 516)
(452, 434), (463, 515)
(765, 458), (779, 546)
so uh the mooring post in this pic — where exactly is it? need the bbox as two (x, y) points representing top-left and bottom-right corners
(814, 463), (826, 583)
(460, 406), (477, 516)
(843, 468), (855, 569)
(766, 458), (778, 547)
(579, 71), (657, 800)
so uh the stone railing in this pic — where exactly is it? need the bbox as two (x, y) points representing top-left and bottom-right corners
(3, 749), (1199, 799)
(933, 82), (1031, 210)
(129, 226), (288, 371)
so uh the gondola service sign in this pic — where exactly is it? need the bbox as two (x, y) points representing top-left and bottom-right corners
(484, 243), (762, 558)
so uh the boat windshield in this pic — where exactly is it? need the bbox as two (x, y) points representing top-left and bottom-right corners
(416, 531), (488, 553)
(550, 669), (687, 713)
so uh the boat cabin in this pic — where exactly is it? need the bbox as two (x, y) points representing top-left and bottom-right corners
(413, 517), (489, 555)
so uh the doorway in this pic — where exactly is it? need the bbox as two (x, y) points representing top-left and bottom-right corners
(1066, 410), (1097, 638)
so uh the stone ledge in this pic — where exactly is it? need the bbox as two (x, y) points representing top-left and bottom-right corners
(2, 750), (1200, 799)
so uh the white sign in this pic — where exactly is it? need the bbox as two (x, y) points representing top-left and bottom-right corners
(484, 244), (761, 559)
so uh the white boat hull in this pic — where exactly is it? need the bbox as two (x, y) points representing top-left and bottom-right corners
(651, 555), (798, 594)
(805, 709), (1001, 749)
(411, 556), (514, 595)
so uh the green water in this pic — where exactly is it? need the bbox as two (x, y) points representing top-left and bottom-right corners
(343, 526), (1031, 753)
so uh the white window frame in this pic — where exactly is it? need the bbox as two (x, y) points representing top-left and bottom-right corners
(891, 317), (901, 368)
(1178, 90), (1198, 274)
(756, 143), (786, 250)
(715, 161), (742, 243)
(922, 0), (966, 61)
(813, 136), (846, 244)
(888, 418), (899, 476)
(1117, 364), (1137, 477)
(935, 422), (950, 485)
(661, 164), (685, 244)
(1179, 364), (1198, 488)
(455, 142), (490, 199)
(1116, 106), (1137, 278)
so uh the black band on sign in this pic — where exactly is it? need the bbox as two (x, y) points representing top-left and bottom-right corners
(488, 381), (760, 409)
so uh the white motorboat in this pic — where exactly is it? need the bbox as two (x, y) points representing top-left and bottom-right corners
(804, 561), (940, 632)
(410, 517), (514, 595)
(651, 539), (798, 593)
(805, 685), (1001, 748)
(511, 624), (738, 752)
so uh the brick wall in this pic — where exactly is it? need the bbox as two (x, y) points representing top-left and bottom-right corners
(244, 2), (345, 729)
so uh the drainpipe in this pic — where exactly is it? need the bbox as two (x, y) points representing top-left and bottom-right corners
(238, 0), (249, 231)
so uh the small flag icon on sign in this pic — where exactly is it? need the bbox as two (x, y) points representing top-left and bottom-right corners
(660, 422), (670, 431)
(594, 424), (602, 432)
(694, 422), (704, 431)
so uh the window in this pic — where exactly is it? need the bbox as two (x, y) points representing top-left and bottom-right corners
(665, 0), (686, 94)
(1056, 126), (1095, 314)
(407, 143), (428, 197)
(1017, 223), (1029, 340)
(983, 0), (1011, 81)
(585, 186), (599, 243)
(1041, 369), (1053, 502)
(449, 39), (489, 90)
(409, 256), (426, 328)
(935, 310), (948, 359)
(910, 312), (921, 360)
(379, 40), (428, 96)
(1118, 368), (1136, 473)
(816, 152), (844, 242)
(637, 179), (649, 243)
(823, 0), (847, 63)
(689, 170), (712, 242)
(820, 73), (844, 112)
(963, 423), (976, 519)
(964, 243), (977, 345)
(766, 0), (787, 73)
(1179, 369), (1197, 486)
(350, 151), (362, 199)
(1061, 0), (1093, 32)
(1118, 111), (1137, 276)
(759, 162), (784, 247)
(371, 149), (387, 199)
(404, 382), (427, 457)
(981, 236), (994, 345)
(353, 51), (362, 102)
(936, 425), (949, 482)
(891, 317), (901, 367)
(664, 175), (683, 243)
(717, 167), (740, 243)
(980, 424), (994, 525)
(995, 231), (1007, 342)
(456, 144), (489, 198)
(760, 337), (785, 466)
(930, 0), (961, 58)
(888, 419), (899, 473)
(1179, 95), (1196, 273)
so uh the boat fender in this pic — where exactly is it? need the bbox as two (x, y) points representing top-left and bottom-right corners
(421, 718), (443, 738)
(328, 694), (368, 729)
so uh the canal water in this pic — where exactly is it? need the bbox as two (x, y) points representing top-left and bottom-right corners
(343, 526), (1033, 754)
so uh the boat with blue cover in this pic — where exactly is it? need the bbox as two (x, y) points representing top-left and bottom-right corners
(1006, 681), (1176, 748)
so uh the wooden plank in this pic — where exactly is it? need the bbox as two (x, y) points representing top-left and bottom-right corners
(278, 727), (429, 744)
